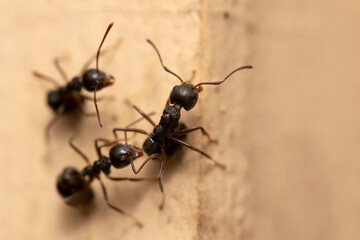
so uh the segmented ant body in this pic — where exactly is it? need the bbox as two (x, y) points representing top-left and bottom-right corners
(57, 115), (158, 228)
(112, 40), (253, 209)
(34, 23), (115, 138)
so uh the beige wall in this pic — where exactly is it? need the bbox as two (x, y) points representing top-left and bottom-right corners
(1, 0), (359, 239)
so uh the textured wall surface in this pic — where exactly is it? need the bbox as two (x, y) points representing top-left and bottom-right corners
(1, 0), (359, 239)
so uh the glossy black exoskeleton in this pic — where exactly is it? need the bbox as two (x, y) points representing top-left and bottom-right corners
(112, 39), (252, 210)
(33, 22), (115, 139)
(56, 114), (158, 227)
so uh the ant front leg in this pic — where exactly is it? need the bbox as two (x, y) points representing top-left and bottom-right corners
(129, 104), (156, 127)
(69, 136), (91, 165)
(94, 137), (116, 158)
(105, 175), (157, 182)
(168, 136), (226, 169)
(130, 153), (161, 174)
(97, 176), (143, 228)
(81, 94), (115, 102)
(112, 127), (149, 141)
(173, 126), (217, 144)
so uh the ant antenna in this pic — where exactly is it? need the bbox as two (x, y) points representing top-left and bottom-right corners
(96, 22), (114, 71)
(146, 39), (183, 83)
(194, 65), (253, 88)
(93, 85), (103, 127)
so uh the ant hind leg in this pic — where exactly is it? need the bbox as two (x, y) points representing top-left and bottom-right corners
(173, 126), (217, 144)
(168, 136), (225, 169)
(97, 176), (143, 228)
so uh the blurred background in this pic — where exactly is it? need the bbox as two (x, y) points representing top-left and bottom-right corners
(1, 0), (360, 239)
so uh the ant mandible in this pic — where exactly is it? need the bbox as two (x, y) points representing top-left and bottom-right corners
(33, 22), (115, 139)
(111, 39), (253, 210)
(56, 113), (159, 228)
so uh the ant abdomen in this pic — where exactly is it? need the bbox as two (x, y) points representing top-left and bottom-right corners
(82, 69), (114, 91)
(143, 137), (161, 156)
(47, 77), (83, 112)
(109, 144), (143, 168)
(170, 82), (199, 111)
(57, 167), (94, 206)
(47, 90), (64, 111)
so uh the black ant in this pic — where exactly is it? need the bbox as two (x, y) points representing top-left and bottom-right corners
(111, 40), (253, 210)
(56, 114), (158, 228)
(33, 22), (115, 138)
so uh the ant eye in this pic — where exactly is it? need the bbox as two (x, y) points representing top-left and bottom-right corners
(169, 82), (199, 111)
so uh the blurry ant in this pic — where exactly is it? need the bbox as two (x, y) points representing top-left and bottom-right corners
(57, 113), (158, 228)
(33, 22), (116, 139)
(112, 39), (252, 209)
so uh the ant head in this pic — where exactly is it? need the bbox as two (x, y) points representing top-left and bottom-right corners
(80, 22), (114, 127)
(146, 39), (253, 111)
(57, 167), (86, 198)
(169, 82), (200, 111)
(109, 144), (143, 169)
(82, 69), (114, 91)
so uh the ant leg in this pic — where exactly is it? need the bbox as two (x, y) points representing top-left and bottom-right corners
(168, 136), (226, 169)
(132, 105), (156, 127)
(94, 112), (157, 156)
(129, 153), (161, 174)
(173, 126), (217, 143)
(33, 71), (60, 87)
(94, 137), (136, 158)
(81, 94), (115, 102)
(126, 112), (155, 128)
(97, 176), (143, 228)
(157, 151), (166, 210)
(94, 138), (115, 158)
(45, 104), (66, 140)
(53, 57), (68, 83)
(123, 111), (156, 144)
(112, 127), (149, 140)
(69, 136), (91, 165)
(125, 101), (156, 127)
(106, 175), (157, 182)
